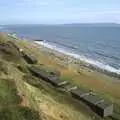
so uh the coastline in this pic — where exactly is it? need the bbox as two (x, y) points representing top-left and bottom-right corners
(35, 41), (120, 79)
(1, 32), (120, 120)
(32, 40), (120, 103)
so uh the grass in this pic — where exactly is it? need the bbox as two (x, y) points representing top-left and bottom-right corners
(0, 33), (120, 120)
(0, 79), (21, 107)
(23, 74), (101, 120)
(23, 74), (46, 90)
(0, 60), (8, 75)
(0, 106), (41, 120)
(0, 33), (92, 120)
(0, 78), (41, 120)
(0, 33), (8, 43)
(24, 59), (120, 120)
(110, 104), (120, 120)
(16, 64), (29, 74)
(0, 41), (23, 63)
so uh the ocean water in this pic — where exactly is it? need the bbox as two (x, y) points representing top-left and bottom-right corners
(1, 24), (120, 75)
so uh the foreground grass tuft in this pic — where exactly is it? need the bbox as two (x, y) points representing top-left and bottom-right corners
(0, 60), (8, 75)
(0, 78), (41, 120)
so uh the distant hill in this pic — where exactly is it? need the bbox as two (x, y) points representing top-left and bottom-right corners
(1, 23), (120, 27)
(62, 23), (120, 27)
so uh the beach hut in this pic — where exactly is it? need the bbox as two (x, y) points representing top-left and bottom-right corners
(82, 94), (104, 107)
(29, 67), (68, 87)
(22, 52), (37, 64)
(29, 67), (50, 80)
(47, 77), (68, 87)
(29, 67), (113, 117)
(71, 88), (113, 117)
(96, 101), (113, 117)
(71, 88), (90, 101)
(62, 83), (77, 92)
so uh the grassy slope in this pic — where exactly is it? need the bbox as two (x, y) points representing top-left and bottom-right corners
(0, 33), (120, 120)
(0, 33), (92, 120)
(0, 33), (41, 120)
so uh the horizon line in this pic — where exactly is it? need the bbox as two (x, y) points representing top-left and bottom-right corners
(1, 22), (120, 25)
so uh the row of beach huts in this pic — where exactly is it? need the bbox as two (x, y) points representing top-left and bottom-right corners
(20, 45), (113, 118)
(28, 66), (113, 118)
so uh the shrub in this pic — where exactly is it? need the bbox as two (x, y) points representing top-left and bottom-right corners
(0, 106), (41, 120)
(17, 64), (29, 73)
(0, 79), (22, 106)
(0, 61), (8, 75)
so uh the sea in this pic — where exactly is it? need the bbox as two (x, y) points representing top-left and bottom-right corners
(1, 24), (120, 75)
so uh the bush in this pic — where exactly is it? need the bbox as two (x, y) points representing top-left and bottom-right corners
(0, 79), (22, 106)
(0, 106), (41, 120)
(0, 61), (8, 75)
(0, 78), (41, 120)
(17, 64), (29, 73)
(0, 41), (22, 63)
(18, 106), (41, 120)
(23, 75), (44, 89)
(0, 108), (13, 120)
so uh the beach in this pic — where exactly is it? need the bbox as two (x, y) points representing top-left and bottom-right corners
(0, 32), (120, 120)
(2, 25), (120, 76)
(35, 40), (120, 78)
(32, 40), (120, 103)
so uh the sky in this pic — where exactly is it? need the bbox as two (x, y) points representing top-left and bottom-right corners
(0, 0), (120, 24)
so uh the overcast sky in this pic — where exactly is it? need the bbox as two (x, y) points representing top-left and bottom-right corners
(0, 0), (120, 24)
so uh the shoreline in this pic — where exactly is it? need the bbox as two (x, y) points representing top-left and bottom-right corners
(32, 39), (120, 103)
(35, 41), (120, 79)
(6, 32), (120, 78)
(1, 32), (120, 120)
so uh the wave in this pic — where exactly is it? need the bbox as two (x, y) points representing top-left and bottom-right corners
(35, 41), (120, 75)
(95, 51), (120, 61)
(47, 40), (78, 50)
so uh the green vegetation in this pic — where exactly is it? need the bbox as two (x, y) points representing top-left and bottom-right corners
(111, 104), (120, 120)
(23, 74), (100, 120)
(0, 79), (21, 106)
(0, 33), (120, 120)
(0, 60), (8, 75)
(0, 106), (41, 120)
(0, 34), (41, 120)
(23, 74), (45, 90)
(0, 33), (8, 43)
(0, 41), (22, 63)
(0, 79), (41, 120)
(16, 64), (29, 73)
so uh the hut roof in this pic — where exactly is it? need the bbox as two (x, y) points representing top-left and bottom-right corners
(30, 67), (46, 76)
(22, 52), (37, 64)
(97, 101), (113, 109)
(63, 83), (77, 91)
(29, 66), (67, 86)
(71, 88), (90, 97)
(49, 78), (68, 86)
(83, 94), (104, 105)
